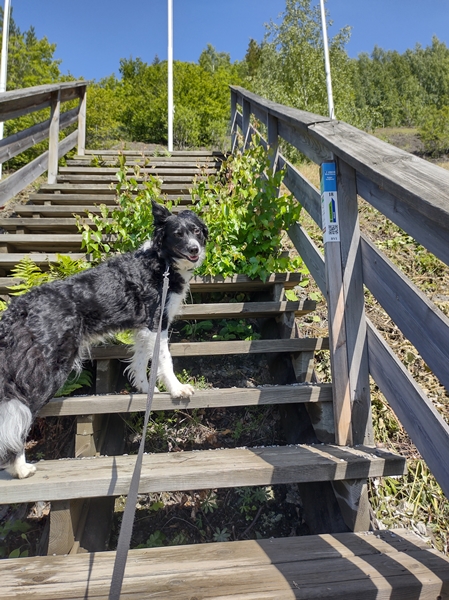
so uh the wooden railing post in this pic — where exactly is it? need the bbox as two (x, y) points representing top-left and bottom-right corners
(321, 161), (353, 447)
(48, 90), (60, 184)
(322, 158), (373, 531)
(267, 113), (279, 174)
(242, 98), (251, 150)
(77, 85), (87, 157)
(230, 90), (237, 153)
(336, 158), (373, 446)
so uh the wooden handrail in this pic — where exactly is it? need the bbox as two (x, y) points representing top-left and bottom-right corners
(230, 86), (449, 502)
(0, 80), (87, 206)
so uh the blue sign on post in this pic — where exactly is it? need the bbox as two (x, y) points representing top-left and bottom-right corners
(320, 161), (340, 243)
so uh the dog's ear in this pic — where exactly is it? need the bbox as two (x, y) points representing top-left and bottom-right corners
(201, 222), (209, 240)
(152, 200), (172, 225)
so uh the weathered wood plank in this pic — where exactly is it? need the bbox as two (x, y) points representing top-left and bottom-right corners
(281, 156), (322, 226)
(39, 384), (333, 417)
(178, 300), (316, 319)
(0, 444), (405, 504)
(337, 160), (372, 446)
(26, 194), (192, 205)
(59, 166), (217, 174)
(0, 218), (96, 231)
(357, 172), (449, 268)
(2, 530), (447, 600)
(39, 182), (195, 193)
(362, 235), (449, 392)
(310, 119), (449, 231)
(0, 233), (83, 249)
(88, 338), (329, 361)
(0, 81), (86, 121)
(0, 272), (302, 294)
(77, 86), (87, 156)
(82, 149), (224, 157)
(367, 318), (449, 500)
(0, 131), (78, 206)
(288, 223), (326, 294)
(0, 106), (79, 164)
(0, 253), (86, 268)
(57, 174), (206, 183)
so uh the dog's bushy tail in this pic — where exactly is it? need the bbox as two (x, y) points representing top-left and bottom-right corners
(0, 399), (32, 464)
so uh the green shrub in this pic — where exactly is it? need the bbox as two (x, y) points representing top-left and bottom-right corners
(191, 141), (304, 281)
(418, 105), (449, 156)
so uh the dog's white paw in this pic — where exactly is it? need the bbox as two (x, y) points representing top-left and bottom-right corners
(8, 462), (36, 479)
(169, 383), (194, 399)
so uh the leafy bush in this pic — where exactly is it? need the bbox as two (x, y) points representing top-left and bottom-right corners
(190, 141), (304, 281)
(77, 154), (176, 259)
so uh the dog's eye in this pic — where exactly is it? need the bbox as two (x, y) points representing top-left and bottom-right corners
(193, 227), (201, 235)
(175, 230), (184, 237)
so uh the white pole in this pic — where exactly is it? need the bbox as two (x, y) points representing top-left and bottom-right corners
(0, 0), (11, 178)
(167, 0), (173, 152)
(319, 0), (335, 120)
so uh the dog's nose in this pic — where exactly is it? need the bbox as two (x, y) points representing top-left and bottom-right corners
(188, 243), (199, 256)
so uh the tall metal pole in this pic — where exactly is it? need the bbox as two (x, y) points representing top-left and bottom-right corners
(167, 0), (173, 152)
(0, 0), (11, 178)
(319, 0), (335, 120)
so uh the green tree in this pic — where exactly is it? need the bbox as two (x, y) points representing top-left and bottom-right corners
(0, 10), (62, 89)
(86, 76), (122, 149)
(249, 0), (359, 126)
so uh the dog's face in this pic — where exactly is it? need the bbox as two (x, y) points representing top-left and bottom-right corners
(151, 201), (208, 270)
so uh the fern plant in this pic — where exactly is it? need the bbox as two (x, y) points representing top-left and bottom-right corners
(6, 255), (91, 296)
(54, 370), (93, 397)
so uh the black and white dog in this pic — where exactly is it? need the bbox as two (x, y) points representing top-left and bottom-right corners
(0, 201), (208, 478)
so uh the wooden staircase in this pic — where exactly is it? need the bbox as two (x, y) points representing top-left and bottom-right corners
(1, 149), (448, 599)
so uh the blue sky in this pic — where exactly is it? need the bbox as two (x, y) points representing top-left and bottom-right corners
(8, 0), (449, 82)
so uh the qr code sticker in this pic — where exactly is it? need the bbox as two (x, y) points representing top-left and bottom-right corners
(328, 224), (339, 236)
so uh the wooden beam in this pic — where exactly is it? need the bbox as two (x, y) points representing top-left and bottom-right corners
(40, 385), (334, 417)
(88, 338), (329, 360)
(2, 530), (448, 600)
(367, 318), (449, 500)
(77, 86), (87, 156)
(0, 444), (406, 504)
(0, 106), (78, 164)
(362, 235), (449, 392)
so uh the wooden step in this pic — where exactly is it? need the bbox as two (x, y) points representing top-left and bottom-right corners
(0, 444), (406, 504)
(0, 217), (98, 232)
(0, 233), (83, 251)
(26, 194), (192, 205)
(81, 149), (225, 158)
(89, 338), (329, 361)
(59, 166), (218, 174)
(56, 174), (206, 184)
(0, 253), (85, 274)
(39, 183), (198, 194)
(177, 300), (315, 319)
(2, 530), (447, 600)
(0, 273), (303, 294)
(40, 384), (333, 417)
(0, 209), (191, 229)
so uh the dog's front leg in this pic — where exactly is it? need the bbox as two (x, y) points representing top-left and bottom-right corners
(157, 330), (194, 398)
(126, 328), (159, 394)
(127, 328), (194, 398)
